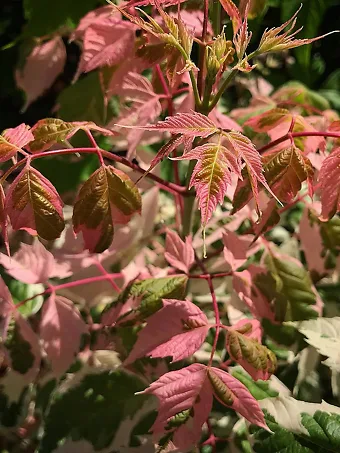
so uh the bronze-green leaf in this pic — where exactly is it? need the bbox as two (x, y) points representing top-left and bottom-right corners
(5, 166), (65, 241)
(72, 165), (141, 253)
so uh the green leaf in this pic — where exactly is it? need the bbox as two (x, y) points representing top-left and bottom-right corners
(254, 396), (340, 452)
(319, 216), (340, 251)
(109, 275), (188, 319)
(24, 0), (100, 37)
(231, 369), (279, 400)
(57, 72), (108, 125)
(39, 370), (149, 452)
(265, 252), (318, 321)
(301, 411), (340, 450)
(10, 281), (44, 317)
(252, 412), (316, 452)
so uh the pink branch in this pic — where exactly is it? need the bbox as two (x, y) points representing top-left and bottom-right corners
(1, 147), (190, 197)
(258, 130), (340, 154)
(15, 273), (123, 310)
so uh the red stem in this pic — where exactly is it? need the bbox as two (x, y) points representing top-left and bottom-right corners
(1, 147), (190, 197)
(188, 271), (232, 279)
(15, 273), (123, 310)
(194, 253), (221, 367)
(93, 259), (121, 293)
(258, 130), (340, 154)
(85, 129), (105, 166)
(207, 275), (220, 367)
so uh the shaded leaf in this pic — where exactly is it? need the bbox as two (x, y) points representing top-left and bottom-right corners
(16, 37), (66, 110)
(40, 294), (88, 376)
(0, 241), (70, 284)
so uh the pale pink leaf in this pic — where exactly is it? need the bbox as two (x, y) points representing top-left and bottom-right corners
(132, 112), (219, 138)
(232, 266), (275, 321)
(16, 37), (66, 110)
(75, 20), (135, 79)
(209, 108), (242, 132)
(0, 241), (71, 284)
(299, 208), (326, 275)
(71, 6), (121, 41)
(165, 230), (195, 273)
(101, 296), (142, 327)
(209, 367), (267, 428)
(40, 294), (88, 376)
(12, 311), (41, 381)
(142, 363), (213, 452)
(222, 230), (249, 271)
(318, 147), (340, 221)
(125, 299), (209, 365)
(0, 124), (34, 163)
(112, 73), (163, 159)
(0, 277), (14, 341)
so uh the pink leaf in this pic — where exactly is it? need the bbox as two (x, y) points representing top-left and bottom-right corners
(224, 131), (279, 212)
(142, 363), (213, 452)
(125, 299), (209, 365)
(40, 294), (88, 376)
(318, 147), (340, 221)
(209, 108), (242, 132)
(175, 141), (241, 226)
(15, 37), (66, 110)
(299, 207), (326, 276)
(0, 124), (34, 163)
(71, 6), (121, 41)
(0, 277), (14, 341)
(142, 363), (267, 450)
(12, 311), (41, 382)
(209, 367), (267, 428)
(0, 241), (71, 284)
(222, 230), (250, 271)
(218, 0), (242, 35)
(5, 166), (65, 241)
(74, 20), (136, 79)
(101, 296), (142, 326)
(112, 73), (163, 159)
(232, 265), (275, 321)
(165, 230), (195, 273)
(133, 112), (219, 138)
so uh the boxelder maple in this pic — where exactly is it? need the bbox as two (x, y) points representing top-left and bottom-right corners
(1, 0), (340, 451)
